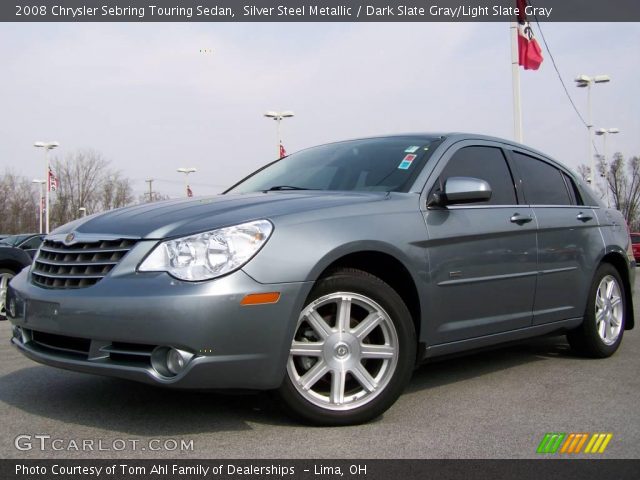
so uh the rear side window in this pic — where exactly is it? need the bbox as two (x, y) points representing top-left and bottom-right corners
(562, 172), (583, 205)
(512, 152), (571, 205)
(433, 146), (517, 205)
(632, 234), (640, 245)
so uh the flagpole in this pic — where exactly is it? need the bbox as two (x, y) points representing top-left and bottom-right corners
(510, 21), (523, 143)
(45, 149), (50, 234)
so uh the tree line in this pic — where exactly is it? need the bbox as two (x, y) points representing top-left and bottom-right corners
(0, 150), (166, 234)
(579, 152), (640, 230)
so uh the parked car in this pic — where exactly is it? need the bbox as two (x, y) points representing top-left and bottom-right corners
(5, 133), (635, 425)
(0, 245), (33, 318)
(631, 233), (640, 263)
(0, 233), (44, 259)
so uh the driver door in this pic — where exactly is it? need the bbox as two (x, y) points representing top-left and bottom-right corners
(421, 142), (538, 344)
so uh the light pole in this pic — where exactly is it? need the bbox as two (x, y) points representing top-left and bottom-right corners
(595, 128), (620, 207)
(32, 179), (46, 234)
(34, 141), (59, 234)
(177, 167), (197, 197)
(575, 74), (610, 189)
(264, 111), (294, 158)
(595, 128), (620, 171)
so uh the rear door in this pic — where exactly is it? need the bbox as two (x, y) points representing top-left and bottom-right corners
(421, 141), (538, 344)
(508, 150), (601, 325)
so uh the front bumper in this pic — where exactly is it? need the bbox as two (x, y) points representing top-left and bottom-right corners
(6, 267), (312, 390)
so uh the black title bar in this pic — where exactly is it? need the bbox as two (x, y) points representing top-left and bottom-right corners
(3, 0), (640, 22)
(3, 459), (640, 480)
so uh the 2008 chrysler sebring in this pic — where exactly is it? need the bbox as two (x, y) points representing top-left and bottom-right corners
(4, 134), (635, 425)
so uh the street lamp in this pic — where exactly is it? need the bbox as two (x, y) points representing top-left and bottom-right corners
(33, 141), (59, 234)
(574, 74), (610, 189)
(594, 127), (620, 171)
(594, 128), (620, 208)
(32, 179), (46, 234)
(264, 110), (294, 158)
(177, 167), (197, 197)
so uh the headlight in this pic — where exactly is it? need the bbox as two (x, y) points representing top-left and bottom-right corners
(138, 219), (273, 281)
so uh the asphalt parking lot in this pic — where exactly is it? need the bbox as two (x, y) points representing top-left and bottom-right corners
(0, 278), (638, 459)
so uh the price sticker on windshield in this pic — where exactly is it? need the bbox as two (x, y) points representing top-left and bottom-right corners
(398, 154), (417, 170)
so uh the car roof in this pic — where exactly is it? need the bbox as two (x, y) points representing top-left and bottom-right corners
(353, 132), (552, 157)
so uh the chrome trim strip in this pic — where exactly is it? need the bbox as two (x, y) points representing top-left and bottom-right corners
(437, 271), (537, 286)
(46, 233), (140, 245)
(31, 271), (104, 280)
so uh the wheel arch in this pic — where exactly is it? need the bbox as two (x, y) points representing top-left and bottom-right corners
(0, 261), (25, 275)
(600, 251), (635, 330)
(314, 249), (423, 347)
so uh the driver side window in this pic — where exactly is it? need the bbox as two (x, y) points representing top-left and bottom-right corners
(430, 146), (517, 205)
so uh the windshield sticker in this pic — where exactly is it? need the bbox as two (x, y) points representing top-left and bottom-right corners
(404, 145), (420, 153)
(398, 154), (417, 170)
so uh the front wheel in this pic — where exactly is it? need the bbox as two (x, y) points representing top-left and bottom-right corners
(0, 268), (16, 319)
(567, 264), (626, 358)
(276, 268), (416, 426)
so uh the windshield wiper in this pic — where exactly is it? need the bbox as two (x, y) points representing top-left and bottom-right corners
(264, 185), (315, 191)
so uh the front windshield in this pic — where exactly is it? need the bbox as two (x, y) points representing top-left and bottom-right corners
(0, 234), (29, 246)
(227, 136), (442, 194)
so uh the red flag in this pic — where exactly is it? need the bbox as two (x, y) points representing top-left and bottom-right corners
(187, 185), (193, 197)
(48, 167), (59, 192)
(279, 143), (287, 159)
(516, 1), (543, 70)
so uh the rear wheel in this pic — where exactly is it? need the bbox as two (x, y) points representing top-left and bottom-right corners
(0, 268), (16, 319)
(567, 264), (626, 358)
(277, 268), (416, 425)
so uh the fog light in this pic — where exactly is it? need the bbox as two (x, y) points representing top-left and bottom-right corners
(167, 348), (186, 375)
(151, 346), (194, 377)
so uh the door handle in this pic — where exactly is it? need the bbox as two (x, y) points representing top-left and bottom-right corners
(576, 212), (593, 222)
(510, 213), (533, 225)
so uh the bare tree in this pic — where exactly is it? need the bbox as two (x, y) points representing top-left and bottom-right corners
(577, 164), (591, 184)
(101, 172), (134, 211)
(587, 152), (640, 230)
(50, 150), (107, 226)
(48, 150), (136, 228)
(0, 171), (39, 234)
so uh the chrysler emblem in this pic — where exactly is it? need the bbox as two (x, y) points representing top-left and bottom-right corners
(64, 233), (76, 245)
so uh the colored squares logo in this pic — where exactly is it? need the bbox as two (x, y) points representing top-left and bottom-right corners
(537, 433), (613, 454)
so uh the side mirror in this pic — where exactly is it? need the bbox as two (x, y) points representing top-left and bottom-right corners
(428, 176), (492, 207)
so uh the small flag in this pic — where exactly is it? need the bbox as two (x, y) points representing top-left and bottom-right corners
(279, 143), (287, 159)
(517, 0), (543, 70)
(48, 167), (59, 192)
(187, 185), (193, 197)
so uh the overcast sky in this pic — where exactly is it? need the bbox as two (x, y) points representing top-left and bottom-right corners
(1, 22), (638, 198)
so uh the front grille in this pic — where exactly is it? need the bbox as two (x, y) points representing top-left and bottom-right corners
(26, 329), (154, 367)
(101, 342), (155, 366)
(31, 330), (91, 358)
(32, 238), (137, 289)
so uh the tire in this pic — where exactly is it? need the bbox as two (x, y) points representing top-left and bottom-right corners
(567, 263), (626, 358)
(276, 268), (416, 426)
(0, 268), (16, 320)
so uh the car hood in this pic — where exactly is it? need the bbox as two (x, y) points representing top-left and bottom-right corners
(50, 191), (387, 239)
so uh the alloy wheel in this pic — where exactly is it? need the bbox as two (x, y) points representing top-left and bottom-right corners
(0, 272), (15, 317)
(287, 292), (399, 411)
(595, 274), (623, 345)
